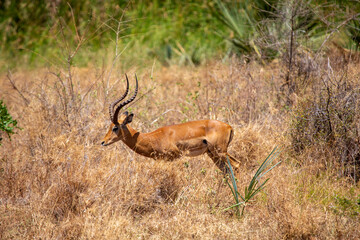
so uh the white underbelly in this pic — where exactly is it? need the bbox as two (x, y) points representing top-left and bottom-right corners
(185, 147), (207, 157)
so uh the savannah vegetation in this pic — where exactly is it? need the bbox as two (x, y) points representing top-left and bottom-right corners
(1, 0), (360, 239)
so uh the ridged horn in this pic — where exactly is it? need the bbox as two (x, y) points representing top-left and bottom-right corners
(112, 74), (138, 124)
(109, 74), (130, 123)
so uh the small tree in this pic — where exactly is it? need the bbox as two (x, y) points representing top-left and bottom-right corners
(0, 100), (20, 145)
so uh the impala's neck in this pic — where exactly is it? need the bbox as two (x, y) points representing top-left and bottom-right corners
(120, 125), (153, 158)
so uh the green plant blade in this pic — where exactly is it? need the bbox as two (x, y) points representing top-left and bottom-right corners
(224, 147), (280, 217)
(223, 201), (246, 212)
(225, 178), (240, 204)
(226, 156), (239, 202)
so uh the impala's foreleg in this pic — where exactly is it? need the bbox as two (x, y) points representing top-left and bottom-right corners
(206, 150), (227, 173)
(206, 142), (240, 174)
(225, 153), (241, 171)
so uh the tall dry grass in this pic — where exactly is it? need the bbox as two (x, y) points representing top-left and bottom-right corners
(1, 58), (359, 239)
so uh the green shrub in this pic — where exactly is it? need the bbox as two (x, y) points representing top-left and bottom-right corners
(0, 100), (20, 145)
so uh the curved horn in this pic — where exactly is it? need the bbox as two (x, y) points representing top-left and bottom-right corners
(109, 74), (129, 122)
(112, 74), (138, 124)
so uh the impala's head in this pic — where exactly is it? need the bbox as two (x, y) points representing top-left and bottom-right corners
(101, 74), (138, 146)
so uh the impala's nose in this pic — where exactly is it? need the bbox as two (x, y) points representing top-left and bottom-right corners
(101, 141), (105, 146)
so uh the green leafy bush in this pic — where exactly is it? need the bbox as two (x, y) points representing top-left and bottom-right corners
(0, 100), (20, 145)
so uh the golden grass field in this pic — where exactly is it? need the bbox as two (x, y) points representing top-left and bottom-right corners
(1, 58), (360, 239)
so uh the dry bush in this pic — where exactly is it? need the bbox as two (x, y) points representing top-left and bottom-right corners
(0, 59), (360, 239)
(290, 60), (360, 181)
(231, 123), (279, 170)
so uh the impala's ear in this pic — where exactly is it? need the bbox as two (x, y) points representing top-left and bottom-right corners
(123, 113), (134, 125)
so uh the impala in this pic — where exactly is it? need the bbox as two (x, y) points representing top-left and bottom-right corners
(101, 74), (241, 173)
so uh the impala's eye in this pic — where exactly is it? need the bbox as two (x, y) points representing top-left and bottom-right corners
(112, 126), (119, 132)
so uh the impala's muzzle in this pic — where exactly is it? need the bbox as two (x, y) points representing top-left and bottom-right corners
(102, 139), (114, 146)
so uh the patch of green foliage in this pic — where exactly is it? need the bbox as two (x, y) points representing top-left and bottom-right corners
(124, 0), (226, 67)
(209, 0), (354, 61)
(0, 0), (226, 70)
(0, 0), (359, 70)
(0, 100), (20, 145)
(332, 193), (360, 218)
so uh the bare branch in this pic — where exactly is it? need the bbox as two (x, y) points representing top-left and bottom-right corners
(315, 13), (360, 61)
(6, 70), (30, 106)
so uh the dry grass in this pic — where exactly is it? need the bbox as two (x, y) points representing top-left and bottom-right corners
(1, 59), (359, 239)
